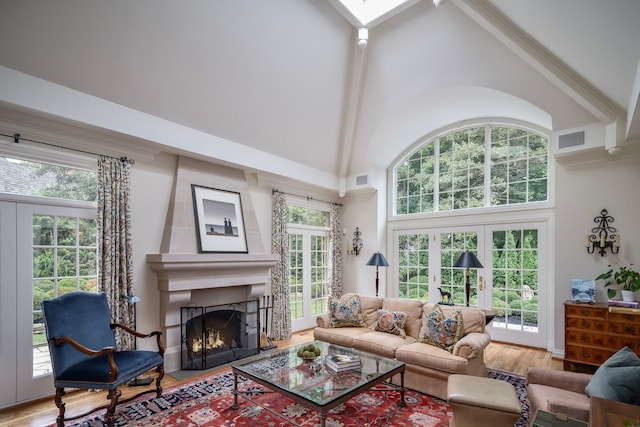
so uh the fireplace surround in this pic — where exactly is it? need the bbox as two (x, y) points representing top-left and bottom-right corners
(147, 156), (278, 373)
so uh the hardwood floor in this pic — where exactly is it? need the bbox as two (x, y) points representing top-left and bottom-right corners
(0, 331), (562, 427)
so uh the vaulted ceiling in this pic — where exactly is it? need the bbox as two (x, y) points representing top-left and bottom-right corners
(1, 0), (639, 195)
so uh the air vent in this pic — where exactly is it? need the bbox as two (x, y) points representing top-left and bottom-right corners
(558, 131), (585, 149)
(355, 174), (368, 186)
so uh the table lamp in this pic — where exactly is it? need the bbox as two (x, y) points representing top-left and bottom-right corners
(453, 251), (483, 307)
(366, 252), (389, 297)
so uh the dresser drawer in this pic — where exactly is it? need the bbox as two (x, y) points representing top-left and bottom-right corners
(565, 345), (612, 366)
(606, 321), (640, 336)
(566, 317), (607, 331)
(565, 305), (606, 319)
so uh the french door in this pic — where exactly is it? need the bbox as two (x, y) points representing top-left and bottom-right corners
(289, 226), (330, 331)
(393, 221), (548, 348)
(0, 199), (96, 406)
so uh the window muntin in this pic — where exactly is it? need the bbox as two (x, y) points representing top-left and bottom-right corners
(394, 125), (548, 215)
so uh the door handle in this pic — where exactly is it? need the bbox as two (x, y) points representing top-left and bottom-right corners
(478, 275), (484, 291)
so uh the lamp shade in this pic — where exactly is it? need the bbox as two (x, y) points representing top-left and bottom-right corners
(366, 252), (389, 267)
(453, 251), (483, 269)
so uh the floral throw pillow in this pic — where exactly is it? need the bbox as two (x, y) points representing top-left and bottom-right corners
(420, 304), (464, 352)
(374, 310), (409, 338)
(329, 294), (366, 328)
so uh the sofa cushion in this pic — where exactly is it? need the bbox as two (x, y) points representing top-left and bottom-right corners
(584, 346), (640, 405)
(313, 326), (371, 348)
(352, 331), (417, 359)
(380, 298), (424, 339)
(339, 293), (383, 327)
(396, 341), (468, 374)
(374, 310), (409, 338)
(328, 294), (366, 328)
(420, 304), (464, 352)
(421, 303), (485, 337)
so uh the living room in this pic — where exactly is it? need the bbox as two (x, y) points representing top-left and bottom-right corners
(1, 0), (640, 424)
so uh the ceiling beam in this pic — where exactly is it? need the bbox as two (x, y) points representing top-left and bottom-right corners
(337, 29), (368, 197)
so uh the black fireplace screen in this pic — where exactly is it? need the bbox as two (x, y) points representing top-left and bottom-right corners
(181, 299), (260, 370)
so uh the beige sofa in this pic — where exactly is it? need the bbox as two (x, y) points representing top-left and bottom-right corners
(313, 293), (491, 400)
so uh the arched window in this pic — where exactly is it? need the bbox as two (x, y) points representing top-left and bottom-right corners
(394, 125), (549, 215)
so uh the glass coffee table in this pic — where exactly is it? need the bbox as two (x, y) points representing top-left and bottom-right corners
(232, 340), (406, 427)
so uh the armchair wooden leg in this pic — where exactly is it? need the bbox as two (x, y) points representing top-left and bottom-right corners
(54, 387), (66, 427)
(105, 388), (121, 427)
(155, 365), (165, 398)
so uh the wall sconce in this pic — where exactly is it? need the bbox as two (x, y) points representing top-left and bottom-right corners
(586, 209), (620, 257)
(347, 227), (363, 256)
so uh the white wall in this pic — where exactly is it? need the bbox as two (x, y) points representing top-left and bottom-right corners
(553, 157), (640, 355)
(129, 153), (176, 349)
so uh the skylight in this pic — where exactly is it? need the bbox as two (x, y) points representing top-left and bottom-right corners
(328, 0), (422, 28)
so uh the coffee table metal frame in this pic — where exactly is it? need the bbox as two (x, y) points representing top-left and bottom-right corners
(232, 340), (406, 427)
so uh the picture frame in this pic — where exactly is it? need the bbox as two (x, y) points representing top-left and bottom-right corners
(191, 184), (248, 253)
(571, 279), (596, 304)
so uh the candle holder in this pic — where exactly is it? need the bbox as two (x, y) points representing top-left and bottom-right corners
(347, 227), (363, 256)
(586, 209), (620, 257)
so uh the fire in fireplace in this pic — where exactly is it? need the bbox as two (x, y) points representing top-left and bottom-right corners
(181, 299), (260, 370)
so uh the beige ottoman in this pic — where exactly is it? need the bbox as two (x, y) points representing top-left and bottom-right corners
(447, 374), (522, 427)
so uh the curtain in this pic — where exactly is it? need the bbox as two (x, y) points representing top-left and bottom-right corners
(329, 204), (343, 297)
(96, 157), (135, 350)
(271, 191), (291, 340)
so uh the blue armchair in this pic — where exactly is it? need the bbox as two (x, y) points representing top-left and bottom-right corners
(42, 291), (164, 427)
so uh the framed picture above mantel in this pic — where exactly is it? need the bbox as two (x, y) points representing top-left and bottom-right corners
(191, 184), (248, 253)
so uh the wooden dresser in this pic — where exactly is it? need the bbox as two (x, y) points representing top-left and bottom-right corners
(564, 301), (640, 371)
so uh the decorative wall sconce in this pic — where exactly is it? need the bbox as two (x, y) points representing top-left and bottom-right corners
(586, 209), (620, 257)
(347, 227), (363, 256)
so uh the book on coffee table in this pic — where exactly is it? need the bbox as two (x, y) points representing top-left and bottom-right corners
(325, 354), (361, 372)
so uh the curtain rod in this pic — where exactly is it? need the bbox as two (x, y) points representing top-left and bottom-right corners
(1, 132), (135, 164)
(272, 188), (342, 206)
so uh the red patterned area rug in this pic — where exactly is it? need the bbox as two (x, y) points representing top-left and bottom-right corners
(56, 368), (527, 427)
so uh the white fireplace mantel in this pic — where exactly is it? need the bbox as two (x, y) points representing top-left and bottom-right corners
(146, 252), (278, 372)
(147, 253), (279, 291)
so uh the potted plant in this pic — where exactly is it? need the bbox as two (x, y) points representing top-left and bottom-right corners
(596, 263), (640, 301)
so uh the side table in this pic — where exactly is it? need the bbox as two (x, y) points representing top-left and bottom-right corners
(590, 396), (640, 427)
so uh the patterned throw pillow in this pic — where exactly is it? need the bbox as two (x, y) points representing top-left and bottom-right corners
(329, 294), (366, 328)
(420, 304), (464, 352)
(374, 310), (409, 338)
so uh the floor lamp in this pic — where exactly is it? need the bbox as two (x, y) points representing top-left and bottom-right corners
(453, 251), (483, 307)
(366, 252), (389, 297)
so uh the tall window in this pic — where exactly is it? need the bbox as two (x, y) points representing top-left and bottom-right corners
(390, 123), (550, 347)
(32, 214), (97, 375)
(0, 156), (98, 378)
(394, 125), (548, 214)
(398, 233), (430, 300)
(287, 204), (331, 330)
(491, 229), (539, 331)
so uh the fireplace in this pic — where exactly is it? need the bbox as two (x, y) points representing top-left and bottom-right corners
(181, 299), (259, 370)
(146, 156), (278, 373)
